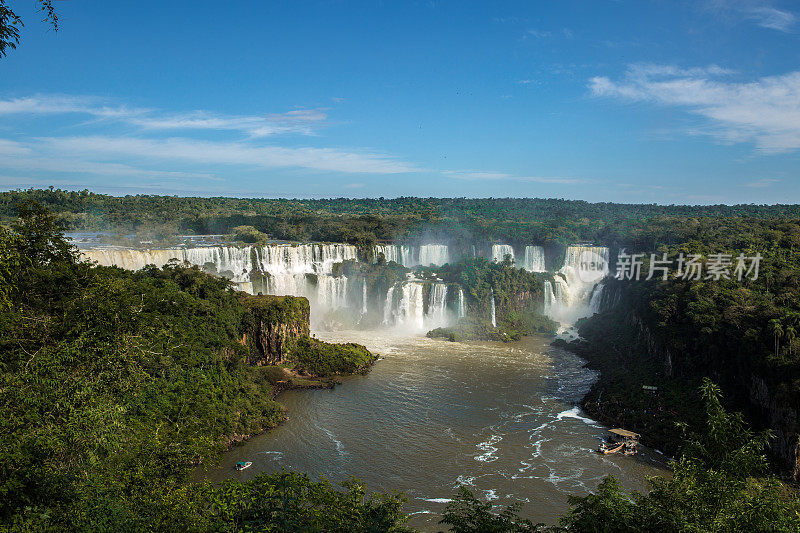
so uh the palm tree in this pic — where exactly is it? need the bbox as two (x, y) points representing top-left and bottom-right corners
(769, 319), (783, 357)
(785, 325), (796, 357)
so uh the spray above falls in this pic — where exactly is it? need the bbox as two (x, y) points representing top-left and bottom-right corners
(543, 246), (610, 324)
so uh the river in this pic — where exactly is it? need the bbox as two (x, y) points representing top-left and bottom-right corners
(203, 331), (668, 530)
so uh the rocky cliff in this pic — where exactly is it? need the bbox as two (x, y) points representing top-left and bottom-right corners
(241, 295), (310, 365)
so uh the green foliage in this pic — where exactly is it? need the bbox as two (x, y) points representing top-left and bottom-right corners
(232, 225), (271, 244)
(7, 188), (800, 249)
(560, 380), (800, 532)
(292, 337), (376, 376)
(0, 206), (288, 528)
(206, 471), (413, 532)
(440, 487), (543, 532)
(0, 1), (58, 59)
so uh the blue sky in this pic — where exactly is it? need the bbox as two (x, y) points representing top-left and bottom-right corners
(1, 0), (799, 203)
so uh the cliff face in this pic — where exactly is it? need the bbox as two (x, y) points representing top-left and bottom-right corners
(241, 295), (310, 365)
(624, 304), (798, 480)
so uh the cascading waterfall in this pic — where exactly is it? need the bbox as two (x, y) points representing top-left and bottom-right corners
(373, 244), (405, 265)
(544, 246), (610, 324)
(418, 245), (450, 266)
(316, 275), (348, 310)
(83, 243), (359, 316)
(381, 281), (453, 331)
(361, 279), (368, 315)
(490, 288), (497, 327)
(426, 283), (448, 328)
(82, 240), (614, 332)
(523, 246), (546, 272)
(492, 244), (515, 263)
(397, 282), (426, 330)
(382, 286), (395, 325)
(372, 244), (450, 267)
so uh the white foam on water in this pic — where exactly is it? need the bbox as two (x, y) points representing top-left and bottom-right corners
(556, 406), (597, 425)
(475, 434), (502, 462)
(257, 451), (284, 460)
(484, 489), (499, 501)
(319, 426), (346, 456)
(455, 475), (476, 487)
(423, 498), (453, 503)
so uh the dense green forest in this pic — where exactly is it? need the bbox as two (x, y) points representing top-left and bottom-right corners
(5, 188), (800, 248)
(2, 194), (800, 530)
(551, 214), (800, 483)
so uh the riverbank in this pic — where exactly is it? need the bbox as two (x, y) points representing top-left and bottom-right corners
(555, 313), (703, 457)
(220, 353), (376, 451)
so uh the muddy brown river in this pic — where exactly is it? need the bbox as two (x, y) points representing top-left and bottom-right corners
(203, 331), (668, 531)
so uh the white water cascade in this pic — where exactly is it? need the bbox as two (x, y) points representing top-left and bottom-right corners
(373, 244), (450, 267)
(427, 283), (448, 328)
(83, 243), (359, 316)
(396, 282), (426, 331)
(382, 286), (396, 325)
(490, 288), (497, 327)
(492, 244), (515, 263)
(382, 281), (453, 331)
(361, 279), (368, 315)
(457, 288), (466, 318)
(523, 246), (546, 272)
(543, 246), (610, 324)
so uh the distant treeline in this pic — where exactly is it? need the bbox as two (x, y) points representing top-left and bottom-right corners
(4, 188), (800, 249)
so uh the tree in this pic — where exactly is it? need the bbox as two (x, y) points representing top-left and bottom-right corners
(440, 487), (542, 533)
(0, 0), (58, 58)
(769, 318), (784, 357)
(559, 379), (800, 532)
(786, 325), (797, 356)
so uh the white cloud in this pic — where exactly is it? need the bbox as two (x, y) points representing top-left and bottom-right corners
(703, 1), (796, 32)
(443, 170), (582, 184)
(0, 94), (327, 137)
(590, 64), (800, 153)
(745, 177), (780, 187)
(37, 136), (417, 175)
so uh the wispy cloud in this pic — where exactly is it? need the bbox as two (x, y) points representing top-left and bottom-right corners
(443, 170), (582, 184)
(0, 94), (419, 185)
(0, 94), (328, 137)
(36, 136), (417, 174)
(745, 177), (780, 187)
(703, 1), (796, 32)
(590, 64), (800, 153)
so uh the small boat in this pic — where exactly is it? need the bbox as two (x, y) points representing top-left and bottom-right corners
(235, 461), (252, 471)
(598, 428), (640, 455)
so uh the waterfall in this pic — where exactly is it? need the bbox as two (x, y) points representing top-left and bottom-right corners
(374, 244), (402, 264)
(184, 246), (253, 282)
(543, 246), (610, 324)
(83, 247), (185, 271)
(426, 283), (448, 328)
(381, 281), (454, 331)
(457, 287), (466, 318)
(418, 245), (450, 266)
(492, 244), (514, 263)
(372, 244), (449, 267)
(317, 275), (348, 310)
(382, 286), (395, 325)
(523, 246), (546, 272)
(490, 288), (497, 327)
(83, 243), (359, 315)
(361, 279), (368, 315)
(397, 282), (425, 330)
